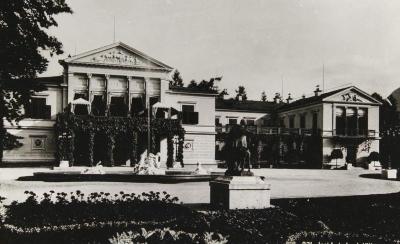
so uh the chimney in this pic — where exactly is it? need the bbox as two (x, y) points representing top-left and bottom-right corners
(314, 85), (322, 96)
(302, 94), (306, 99)
(286, 93), (293, 104)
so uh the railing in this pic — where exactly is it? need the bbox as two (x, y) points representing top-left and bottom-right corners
(332, 129), (377, 137)
(217, 125), (321, 136)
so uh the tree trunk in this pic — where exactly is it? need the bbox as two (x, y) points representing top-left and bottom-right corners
(0, 77), (4, 163)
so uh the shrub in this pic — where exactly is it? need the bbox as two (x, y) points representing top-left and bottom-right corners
(5, 190), (185, 227)
(108, 228), (228, 244)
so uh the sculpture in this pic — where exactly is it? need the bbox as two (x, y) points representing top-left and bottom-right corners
(223, 124), (253, 176)
(133, 153), (164, 175)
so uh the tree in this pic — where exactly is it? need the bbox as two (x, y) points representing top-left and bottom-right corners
(261, 91), (267, 101)
(217, 89), (229, 100)
(186, 77), (221, 92)
(0, 0), (72, 162)
(169, 69), (184, 87)
(187, 80), (197, 89)
(235, 86), (247, 101)
(371, 92), (399, 129)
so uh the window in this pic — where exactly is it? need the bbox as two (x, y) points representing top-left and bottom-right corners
(182, 105), (194, 112)
(289, 116), (295, 128)
(335, 107), (346, 135)
(228, 118), (237, 125)
(73, 92), (89, 115)
(149, 96), (160, 116)
(26, 97), (51, 119)
(181, 104), (198, 124)
(300, 114), (306, 128)
(312, 113), (318, 130)
(346, 108), (357, 135)
(131, 96), (145, 116)
(246, 119), (255, 126)
(91, 95), (106, 116)
(358, 108), (368, 135)
(109, 96), (128, 117)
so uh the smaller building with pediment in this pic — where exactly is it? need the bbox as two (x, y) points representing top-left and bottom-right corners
(278, 86), (381, 168)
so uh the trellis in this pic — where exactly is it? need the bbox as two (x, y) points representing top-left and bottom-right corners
(55, 112), (185, 167)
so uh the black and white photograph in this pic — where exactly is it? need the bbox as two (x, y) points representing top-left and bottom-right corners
(1, 0), (400, 243)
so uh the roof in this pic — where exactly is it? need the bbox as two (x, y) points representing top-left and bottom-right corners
(34, 75), (63, 84)
(216, 99), (278, 113)
(278, 86), (350, 112)
(169, 86), (219, 95)
(61, 42), (173, 71)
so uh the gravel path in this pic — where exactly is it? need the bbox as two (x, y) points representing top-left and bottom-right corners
(0, 167), (399, 205)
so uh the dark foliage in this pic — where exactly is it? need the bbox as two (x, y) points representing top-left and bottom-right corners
(273, 193), (400, 242)
(0, 0), (72, 162)
(235, 85), (247, 101)
(5, 191), (182, 227)
(55, 112), (185, 166)
(169, 69), (184, 87)
(2, 131), (23, 150)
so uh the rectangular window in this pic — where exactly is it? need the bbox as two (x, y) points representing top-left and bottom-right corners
(26, 97), (51, 119)
(182, 104), (198, 124)
(289, 116), (295, 128)
(300, 114), (306, 128)
(335, 107), (346, 135)
(182, 105), (194, 112)
(91, 95), (106, 116)
(312, 113), (318, 130)
(131, 96), (145, 116)
(346, 107), (357, 135)
(109, 96), (127, 117)
(228, 118), (237, 125)
(358, 108), (368, 135)
(246, 119), (255, 126)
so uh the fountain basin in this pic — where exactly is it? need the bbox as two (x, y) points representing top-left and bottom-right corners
(32, 169), (224, 183)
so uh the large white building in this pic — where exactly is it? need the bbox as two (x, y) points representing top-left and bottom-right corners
(3, 42), (381, 169)
(4, 42), (217, 168)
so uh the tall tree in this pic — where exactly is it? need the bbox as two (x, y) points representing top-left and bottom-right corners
(371, 92), (399, 129)
(217, 89), (229, 100)
(169, 69), (184, 87)
(235, 86), (247, 101)
(261, 91), (267, 101)
(0, 0), (72, 162)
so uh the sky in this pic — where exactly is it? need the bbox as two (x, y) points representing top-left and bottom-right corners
(43, 0), (400, 100)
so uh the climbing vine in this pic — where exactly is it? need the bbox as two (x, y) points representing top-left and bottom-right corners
(55, 112), (185, 167)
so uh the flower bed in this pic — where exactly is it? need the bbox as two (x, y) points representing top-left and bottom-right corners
(2, 191), (400, 243)
(5, 190), (184, 227)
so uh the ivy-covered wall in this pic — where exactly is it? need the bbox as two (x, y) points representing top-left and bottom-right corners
(55, 112), (185, 167)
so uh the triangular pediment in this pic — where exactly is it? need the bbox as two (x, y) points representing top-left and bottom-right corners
(323, 86), (381, 105)
(62, 42), (173, 70)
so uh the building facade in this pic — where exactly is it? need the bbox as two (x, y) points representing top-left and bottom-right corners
(3, 42), (217, 168)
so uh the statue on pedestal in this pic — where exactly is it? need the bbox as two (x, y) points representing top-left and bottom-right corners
(224, 124), (253, 176)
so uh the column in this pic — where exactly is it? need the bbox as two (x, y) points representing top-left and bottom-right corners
(127, 76), (132, 113)
(87, 73), (92, 103)
(144, 77), (151, 156)
(67, 72), (75, 104)
(105, 74), (110, 115)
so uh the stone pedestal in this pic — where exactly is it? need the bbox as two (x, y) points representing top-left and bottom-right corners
(210, 176), (271, 209)
(382, 169), (397, 179)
